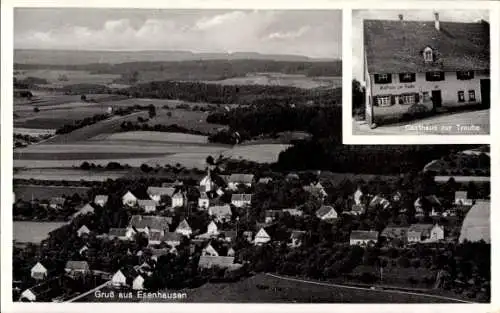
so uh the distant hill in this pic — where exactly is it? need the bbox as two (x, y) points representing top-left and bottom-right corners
(15, 49), (338, 65)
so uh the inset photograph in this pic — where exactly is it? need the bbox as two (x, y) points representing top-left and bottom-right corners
(352, 10), (490, 136)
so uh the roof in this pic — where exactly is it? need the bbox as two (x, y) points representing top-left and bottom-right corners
(94, 195), (108, 203)
(65, 261), (90, 271)
(176, 219), (192, 231)
(150, 248), (170, 258)
(231, 194), (252, 202)
(198, 256), (235, 269)
(163, 232), (182, 242)
(381, 226), (409, 238)
(369, 195), (391, 208)
(50, 197), (65, 205)
(73, 203), (95, 218)
(408, 224), (434, 235)
(282, 208), (304, 216)
(255, 227), (271, 239)
(199, 192), (209, 200)
(31, 262), (47, 273)
(290, 230), (306, 240)
(316, 205), (336, 217)
(350, 230), (379, 241)
(459, 200), (490, 243)
(209, 205), (232, 218)
(147, 186), (176, 197)
(455, 191), (468, 198)
(129, 215), (172, 230)
(123, 191), (137, 199)
(364, 19), (490, 73)
(109, 228), (128, 237)
(228, 173), (254, 184)
(137, 199), (157, 208)
(221, 230), (237, 240)
(425, 195), (442, 206)
(77, 225), (90, 233)
(351, 204), (365, 213)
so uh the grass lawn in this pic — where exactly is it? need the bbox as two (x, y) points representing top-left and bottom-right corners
(14, 184), (91, 201)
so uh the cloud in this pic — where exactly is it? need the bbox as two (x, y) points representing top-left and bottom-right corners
(267, 26), (310, 40)
(194, 11), (246, 30)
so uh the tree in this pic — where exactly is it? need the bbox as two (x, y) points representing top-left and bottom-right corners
(352, 79), (365, 118)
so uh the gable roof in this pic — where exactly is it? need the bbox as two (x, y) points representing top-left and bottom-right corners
(147, 186), (176, 197)
(316, 205), (336, 218)
(122, 191), (137, 199)
(350, 230), (379, 241)
(94, 195), (108, 203)
(31, 262), (47, 273)
(109, 228), (129, 237)
(137, 199), (157, 208)
(364, 19), (490, 73)
(255, 227), (271, 239)
(65, 261), (90, 271)
(176, 219), (192, 231)
(198, 256), (236, 269)
(282, 208), (304, 216)
(228, 174), (254, 184)
(77, 225), (90, 233)
(231, 194), (252, 202)
(290, 230), (306, 240)
(129, 215), (172, 230)
(408, 224), (434, 235)
(209, 205), (232, 218)
(73, 203), (95, 218)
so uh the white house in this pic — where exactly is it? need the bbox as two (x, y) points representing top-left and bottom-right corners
(132, 275), (145, 290)
(171, 192), (186, 207)
(254, 228), (271, 245)
(363, 13), (490, 127)
(207, 221), (219, 236)
(147, 186), (175, 204)
(94, 195), (109, 207)
(122, 191), (138, 207)
(198, 192), (210, 209)
(30, 262), (47, 280)
(175, 219), (192, 237)
(202, 243), (219, 256)
(137, 199), (157, 213)
(227, 174), (254, 190)
(111, 270), (127, 287)
(72, 203), (95, 219)
(429, 224), (445, 242)
(200, 170), (216, 192)
(231, 194), (252, 208)
(77, 225), (91, 237)
(354, 188), (363, 205)
(208, 205), (232, 223)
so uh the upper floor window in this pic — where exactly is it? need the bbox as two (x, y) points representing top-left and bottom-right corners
(425, 71), (445, 82)
(374, 73), (392, 84)
(423, 47), (434, 62)
(456, 71), (474, 80)
(399, 73), (416, 83)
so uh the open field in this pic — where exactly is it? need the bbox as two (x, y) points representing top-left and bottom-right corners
(142, 273), (465, 303)
(14, 128), (56, 136)
(94, 131), (209, 144)
(203, 74), (342, 89)
(14, 221), (67, 243)
(14, 168), (128, 181)
(146, 110), (227, 134)
(222, 144), (291, 163)
(15, 69), (120, 87)
(14, 184), (91, 201)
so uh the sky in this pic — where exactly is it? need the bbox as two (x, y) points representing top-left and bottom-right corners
(14, 8), (342, 59)
(352, 10), (489, 82)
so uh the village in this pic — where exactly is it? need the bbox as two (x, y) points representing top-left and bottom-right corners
(13, 157), (490, 302)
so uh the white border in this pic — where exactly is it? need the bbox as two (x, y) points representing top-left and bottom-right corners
(342, 0), (496, 145)
(1, 1), (498, 313)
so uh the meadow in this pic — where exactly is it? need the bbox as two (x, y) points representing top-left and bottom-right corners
(203, 73), (342, 89)
(14, 69), (121, 87)
(13, 221), (68, 244)
(14, 184), (91, 201)
(14, 168), (128, 182)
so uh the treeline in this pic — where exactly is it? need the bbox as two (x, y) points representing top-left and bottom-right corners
(55, 113), (110, 135)
(116, 81), (341, 106)
(14, 59), (342, 79)
(119, 121), (206, 136)
(207, 106), (342, 144)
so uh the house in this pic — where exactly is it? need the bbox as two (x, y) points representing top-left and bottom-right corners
(202, 243), (219, 256)
(363, 13), (490, 127)
(111, 270), (127, 287)
(198, 256), (241, 270)
(31, 262), (47, 280)
(122, 191), (138, 207)
(175, 219), (192, 237)
(243, 231), (253, 242)
(220, 230), (237, 242)
(150, 248), (170, 262)
(414, 195), (442, 216)
(380, 226), (409, 244)
(64, 261), (91, 277)
(254, 227), (271, 245)
(407, 224), (434, 243)
(350, 230), (379, 246)
(200, 169), (216, 192)
(455, 191), (473, 206)
(208, 205), (232, 222)
(94, 195), (109, 207)
(198, 192), (210, 209)
(207, 221), (219, 236)
(128, 215), (172, 235)
(164, 232), (182, 247)
(77, 225), (91, 237)
(72, 203), (95, 219)
(147, 186), (176, 204)
(282, 208), (304, 217)
(316, 205), (338, 220)
(49, 197), (65, 210)
(132, 275), (145, 290)
(137, 199), (157, 213)
(148, 231), (166, 246)
(354, 187), (363, 205)
(369, 195), (391, 210)
(303, 182), (328, 199)
(289, 230), (306, 248)
(19, 277), (61, 302)
(172, 192), (186, 207)
(108, 228), (135, 241)
(429, 224), (445, 242)
(265, 210), (283, 224)
(227, 247), (236, 257)
(227, 173), (254, 190)
(231, 193), (252, 208)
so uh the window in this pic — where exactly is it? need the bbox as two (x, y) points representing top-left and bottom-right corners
(425, 71), (445, 81)
(423, 47), (433, 62)
(374, 74), (392, 84)
(456, 71), (474, 80)
(469, 90), (476, 101)
(376, 96), (391, 107)
(399, 73), (416, 83)
(458, 91), (465, 102)
(402, 94), (415, 105)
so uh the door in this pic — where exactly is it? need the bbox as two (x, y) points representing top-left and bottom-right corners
(480, 79), (490, 108)
(431, 90), (442, 110)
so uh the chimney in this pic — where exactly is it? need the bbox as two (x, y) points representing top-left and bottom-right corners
(398, 14), (403, 21)
(434, 12), (440, 31)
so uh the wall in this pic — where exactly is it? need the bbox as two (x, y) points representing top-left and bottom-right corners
(368, 70), (488, 120)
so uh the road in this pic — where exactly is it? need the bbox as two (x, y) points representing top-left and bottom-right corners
(353, 109), (489, 135)
(265, 273), (474, 303)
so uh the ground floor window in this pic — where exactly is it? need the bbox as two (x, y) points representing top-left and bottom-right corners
(458, 91), (465, 102)
(469, 90), (476, 101)
(402, 94), (415, 105)
(376, 96), (391, 107)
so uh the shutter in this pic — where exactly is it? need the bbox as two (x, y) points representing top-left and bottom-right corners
(387, 74), (392, 84)
(391, 96), (396, 105)
(415, 93), (419, 103)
